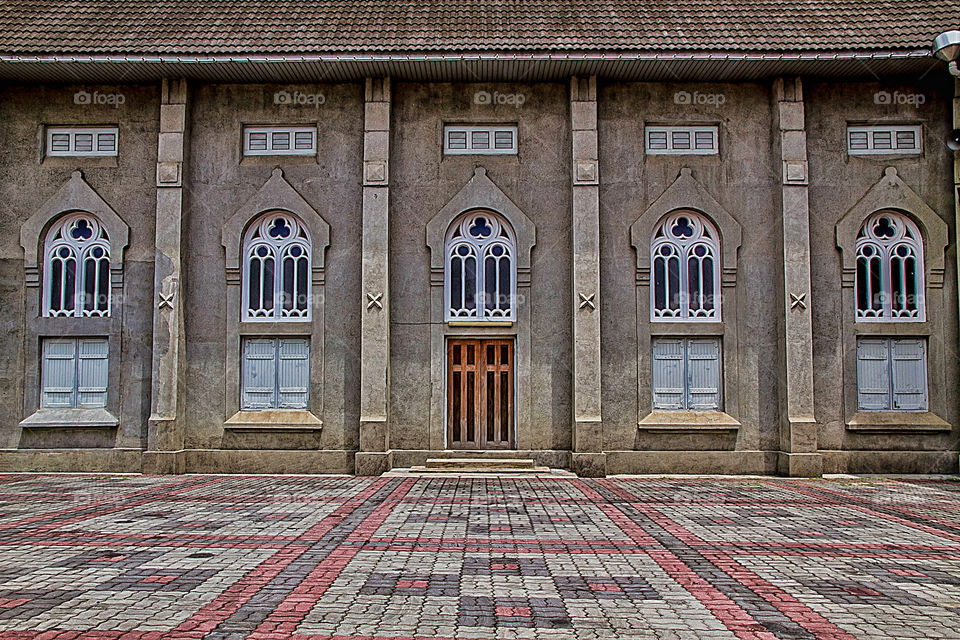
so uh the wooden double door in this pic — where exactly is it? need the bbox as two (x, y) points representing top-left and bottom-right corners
(447, 339), (515, 449)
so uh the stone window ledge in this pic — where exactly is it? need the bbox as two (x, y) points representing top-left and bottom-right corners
(224, 410), (323, 431)
(19, 408), (119, 429)
(638, 410), (740, 431)
(845, 412), (950, 433)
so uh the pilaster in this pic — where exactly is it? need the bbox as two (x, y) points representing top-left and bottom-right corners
(144, 78), (189, 474)
(953, 79), (960, 361)
(570, 76), (605, 477)
(356, 77), (393, 476)
(774, 77), (821, 477)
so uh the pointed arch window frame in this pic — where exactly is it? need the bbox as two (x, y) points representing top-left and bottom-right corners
(18, 170), (129, 429)
(42, 213), (113, 318)
(649, 211), (722, 322)
(221, 168), (330, 428)
(854, 211), (926, 322)
(241, 211), (313, 322)
(443, 210), (518, 322)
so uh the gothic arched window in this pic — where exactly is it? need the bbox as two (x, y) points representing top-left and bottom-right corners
(855, 211), (924, 321)
(445, 211), (516, 321)
(651, 212), (721, 320)
(43, 213), (111, 317)
(242, 212), (311, 321)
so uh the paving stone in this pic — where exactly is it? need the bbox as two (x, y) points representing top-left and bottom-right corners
(0, 475), (957, 638)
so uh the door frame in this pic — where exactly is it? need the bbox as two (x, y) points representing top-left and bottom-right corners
(444, 336), (517, 450)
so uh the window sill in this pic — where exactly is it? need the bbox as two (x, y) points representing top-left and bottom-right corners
(638, 410), (740, 431)
(19, 408), (119, 429)
(845, 411), (950, 433)
(224, 410), (323, 431)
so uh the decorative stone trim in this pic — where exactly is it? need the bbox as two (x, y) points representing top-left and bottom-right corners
(221, 168), (330, 425)
(426, 167), (536, 271)
(835, 167), (948, 289)
(629, 167), (742, 286)
(425, 167), (537, 453)
(20, 170), (129, 271)
(631, 167), (743, 430)
(19, 171), (129, 441)
(834, 166), (952, 440)
(221, 168), (330, 271)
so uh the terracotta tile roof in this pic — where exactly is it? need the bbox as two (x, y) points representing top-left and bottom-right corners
(0, 1), (956, 56)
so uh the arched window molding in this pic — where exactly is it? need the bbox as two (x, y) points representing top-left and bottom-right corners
(241, 212), (312, 321)
(835, 167), (948, 297)
(221, 168), (330, 428)
(650, 211), (721, 321)
(631, 168), (741, 289)
(42, 213), (112, 318)
(630, 168), (743, 427)
(18, 170), (129, 430)
(854, 211), (925, 321)
(834, 167), (951, 433)
(425, 167), (537, 451)
(444, 210), (517, 322)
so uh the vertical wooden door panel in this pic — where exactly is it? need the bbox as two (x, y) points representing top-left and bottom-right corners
(447, 338), (514, 449)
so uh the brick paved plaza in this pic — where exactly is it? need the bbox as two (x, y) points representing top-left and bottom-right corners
(0, 475), (957, 639)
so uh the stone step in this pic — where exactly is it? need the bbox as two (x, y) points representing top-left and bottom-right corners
(413, 457), (549, 474)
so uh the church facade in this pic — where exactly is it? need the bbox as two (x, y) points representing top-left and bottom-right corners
(0, 3), (958, 476)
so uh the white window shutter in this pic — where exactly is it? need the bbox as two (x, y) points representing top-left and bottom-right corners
(242, 338), (277, 409)
(687, 338), (721, 410)
(857, 338), (892, 410)
(76, 339), (109, 408)
(652, 338), (685, 410)
(277, 338), (310, 409)
(41, 339), (77, 408)
(891, 339), (927, 411)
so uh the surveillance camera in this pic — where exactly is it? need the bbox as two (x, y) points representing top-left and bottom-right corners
(948, 129), (960, 152)
(933, 31), (960, 62)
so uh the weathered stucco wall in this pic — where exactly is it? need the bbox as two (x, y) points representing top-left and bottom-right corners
(598, 82), (782, 471)
(0, 76), (956, 475)
(388, 82), (573, 456)
(0, 84), (159, 456)
(183, 83), (363, 470)
(806, 76), (960, 473)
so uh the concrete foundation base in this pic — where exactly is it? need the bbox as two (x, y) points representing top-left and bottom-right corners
(606, 450), (778, 475)
(0, 448), (143, 473)
(821, 450), (959, 474)
(355, 451), (392, 476)
(571, 452), (607, 477)
(777, 452), (824, 477)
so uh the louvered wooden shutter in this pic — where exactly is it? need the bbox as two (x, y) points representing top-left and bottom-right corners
(687, 338), (721, 410)
(41, 339), (77, 408)
(891, 339), (927, 411)
(652, 338), (685, 410)
(857, 338), (892, 411)
(76, 338), (108, 408)
(242, 338), (278, 409)
(277, 338), (309, 409)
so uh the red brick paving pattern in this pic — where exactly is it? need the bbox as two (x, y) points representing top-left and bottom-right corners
(0, 475), (956, 639)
